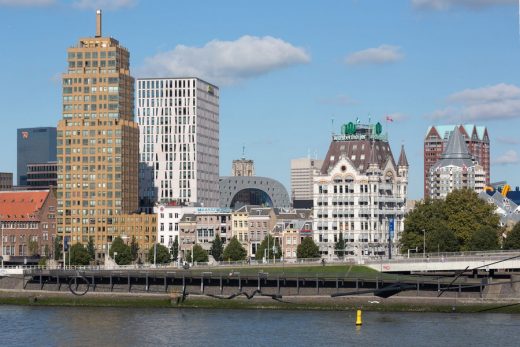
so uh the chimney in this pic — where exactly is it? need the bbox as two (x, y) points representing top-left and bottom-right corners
(95, 9), (102, 37)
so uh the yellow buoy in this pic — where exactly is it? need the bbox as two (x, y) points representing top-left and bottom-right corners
(356, 309), (362, 326)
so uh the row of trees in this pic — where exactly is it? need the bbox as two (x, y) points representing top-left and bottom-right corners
(176, 233), (322, 263)
(50, 232), (325, 266)
(53, 235), (141, 266)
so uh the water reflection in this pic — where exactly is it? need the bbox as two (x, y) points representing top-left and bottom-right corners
(1, 306), (520, 347)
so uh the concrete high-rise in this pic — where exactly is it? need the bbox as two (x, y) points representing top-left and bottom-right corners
(291, 158), (323, 206)
(17, 127), (57, 186)
(137, 78), (219, 210)
(424, 125), (489, 198)
(56, 10), (156, 260)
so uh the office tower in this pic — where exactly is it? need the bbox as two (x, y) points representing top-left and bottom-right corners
(429, 126), (485, 199)
(56, 10), (155, 259)
(137, 78), (219, 210)
(17, 127), (57, 186)
(424, 125), (489, 198)
(313, 121), (408, 259)
(291, 158), (323, 207)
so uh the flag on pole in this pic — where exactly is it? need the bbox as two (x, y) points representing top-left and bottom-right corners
(386, 115), (394, 122)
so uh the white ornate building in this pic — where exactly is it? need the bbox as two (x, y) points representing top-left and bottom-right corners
(313, 122), (408, 259)
(137, 78), (220, 211)
(429, 126), (485, 199)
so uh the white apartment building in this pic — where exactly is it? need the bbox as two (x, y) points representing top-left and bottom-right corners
(429, 126), (485, 199)
(291, 158), (323, 202)
(155, 204), (197, 248)
(137, 78), (220, 211)
(313, 122), (408, 259)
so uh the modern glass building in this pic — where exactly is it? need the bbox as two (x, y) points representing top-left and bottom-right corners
(17, 127), (57, 186)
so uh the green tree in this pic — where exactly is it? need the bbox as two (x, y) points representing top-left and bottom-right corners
(401, 190), (500, 253)
(67, 243), (91, 265)
(44, 244), (50, 258)
(210, 234), (224, 261)
(255, 234), (282, 261)
(148, 243), (171, 264)
(297, 237), (320, 259)
(109, 236), (132, 265)
(86, 237), (96, 261)
(28, 240), (39, 256)
(192, 244), (209, 263)
(504, 222), (520, 250)
(467, 225), (499, 251)
(400, 198), (448, 253)
(444, 189), (500, 250)
(170, 236), (179, 261)
(130, 236), (139, 261)
(334, 233), (346, 258)
(426, 225), (459, 253)
(222, 236), (247, 261)
(54, 236), (62, 261)
(38, 257), (47, 267)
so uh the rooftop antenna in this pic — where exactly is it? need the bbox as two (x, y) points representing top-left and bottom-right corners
(242, 144), (245, 160)
(331, 117), (335, 136)
(307, 148), (311, 160)
(95, 9), (102, 37)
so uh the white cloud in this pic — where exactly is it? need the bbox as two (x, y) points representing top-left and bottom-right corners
(138, 35), (310, 86)
(493, 150), (520, 165)
(0, 0), (54, 6)
(429, 83), (520, 121)
(412, 0), (516, 11)
(345, 45), (404, 66)
(72, 0), (136, 10)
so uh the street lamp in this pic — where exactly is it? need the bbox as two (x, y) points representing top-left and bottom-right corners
(422, 229), (426, 258)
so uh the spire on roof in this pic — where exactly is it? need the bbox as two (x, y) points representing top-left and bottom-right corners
(398, 144), (409, 167)
(442, 126), (472, 160)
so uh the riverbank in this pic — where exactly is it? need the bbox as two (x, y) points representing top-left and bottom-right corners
(2, 288), (520, 313)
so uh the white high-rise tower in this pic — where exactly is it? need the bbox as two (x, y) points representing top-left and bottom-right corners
(137, 78), (219, 210)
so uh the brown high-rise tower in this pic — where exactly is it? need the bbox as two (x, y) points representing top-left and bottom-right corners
(57, 10), (155, 260)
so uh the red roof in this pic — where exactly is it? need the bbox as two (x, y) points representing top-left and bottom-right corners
(0, 190), (49, 221)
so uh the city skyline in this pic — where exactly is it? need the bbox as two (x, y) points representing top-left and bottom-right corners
(0, 0), (519, 199)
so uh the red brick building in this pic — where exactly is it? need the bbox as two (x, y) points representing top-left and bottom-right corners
(0, 189), (57, 259)
(424, 125), (490, 198)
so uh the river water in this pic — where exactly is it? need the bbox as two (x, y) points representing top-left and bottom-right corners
(1, 306), (519, 346)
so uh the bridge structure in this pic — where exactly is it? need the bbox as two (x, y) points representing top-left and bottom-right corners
(365, 251), (520, 273)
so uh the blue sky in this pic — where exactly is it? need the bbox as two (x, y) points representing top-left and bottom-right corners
(0, 0), (519, 200)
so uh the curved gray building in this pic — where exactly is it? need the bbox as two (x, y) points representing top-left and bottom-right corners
(219, 176), (291, 209)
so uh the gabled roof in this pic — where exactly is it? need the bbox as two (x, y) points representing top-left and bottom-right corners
(0, 190), (49, 221)
(320, 139), (396, 175)
(425, 124), (488, 142)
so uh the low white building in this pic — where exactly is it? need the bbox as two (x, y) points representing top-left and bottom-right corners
(313, 121), (408, 259)
(155, 204), (197, 248)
